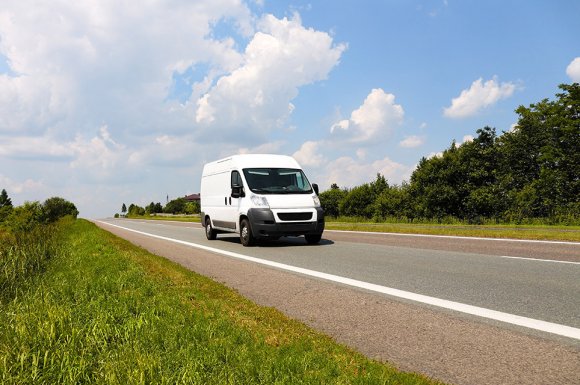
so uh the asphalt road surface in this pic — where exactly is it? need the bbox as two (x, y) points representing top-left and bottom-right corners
(96, 219), (580, 385)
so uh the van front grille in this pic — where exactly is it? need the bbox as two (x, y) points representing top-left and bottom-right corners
(277, 212), (313, 221)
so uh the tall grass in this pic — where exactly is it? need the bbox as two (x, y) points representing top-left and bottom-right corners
(0, 221), (63, 303)
(0, 219), (441, 384)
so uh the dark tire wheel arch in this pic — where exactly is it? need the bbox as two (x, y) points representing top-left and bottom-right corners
(240, 218), (255, 247)
(305, 233), (322, 245)
(205, 217), (217, 240)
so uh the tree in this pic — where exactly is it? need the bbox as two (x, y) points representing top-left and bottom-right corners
(128, 204), (145, 216)
(121, 203), (127, 214)
(408, 142), (466, 220)
(0, 189), (13, 223)
(164, 198), (187, 214)
(339, 184), (375, 218)
(146, 202), (156, 215)
(184, 201), (200, 214)
(499, 83), (580, 219)
(319, 184), (347, 218)
(369, 173), (389, 197)
(374, 185), (407, 219)
(459, 126), (504, 221)
(6, 201), (44, 232)
(42, 197), (79, 223)
(0, 189), (12, 208)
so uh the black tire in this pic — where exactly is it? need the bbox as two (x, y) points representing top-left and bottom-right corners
(205, 218), (217, 240)
(240, 218), (255, 246)
(305, 234), (322, 245)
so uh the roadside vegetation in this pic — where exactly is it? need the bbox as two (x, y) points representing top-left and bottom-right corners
(325, 221), (580, 242)
(0, 191), (78, 303)
(117, 197), (200, 219)
(0, 211), (442, 384)
(320, 84), (579, 227)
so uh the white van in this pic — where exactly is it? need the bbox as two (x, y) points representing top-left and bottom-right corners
(200, 154), (325, 246)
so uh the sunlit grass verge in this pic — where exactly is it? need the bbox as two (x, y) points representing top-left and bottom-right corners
(0, 222), (63, 303)
(325, 220), (580, 242)
(0, 219), (442, 385)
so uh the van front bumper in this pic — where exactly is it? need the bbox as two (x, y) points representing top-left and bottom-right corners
(247, 208), (325, 239)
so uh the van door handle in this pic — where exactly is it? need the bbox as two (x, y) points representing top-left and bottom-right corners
(229, 197), (232, 205)
(224, 197), (227, 205)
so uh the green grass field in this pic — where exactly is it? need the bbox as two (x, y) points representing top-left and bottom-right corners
(0, 219), (442, 384)
(325, 221), (580, 242)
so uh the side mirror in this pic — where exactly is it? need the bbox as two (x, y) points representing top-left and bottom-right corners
(312, 183), (319, 195)
(231, 184), (245, 198)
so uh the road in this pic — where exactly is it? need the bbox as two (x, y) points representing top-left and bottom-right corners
(96, 218), (580, 385)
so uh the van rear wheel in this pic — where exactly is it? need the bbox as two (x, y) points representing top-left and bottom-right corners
(205, 218), (217, 240)
(240, 218), (255, 247)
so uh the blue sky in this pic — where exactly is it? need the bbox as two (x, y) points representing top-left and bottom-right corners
(1, 0), (579, 218)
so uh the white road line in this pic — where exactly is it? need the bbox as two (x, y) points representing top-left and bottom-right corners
(499, 255), (580, 265)
(97, 220), (580, 341)
(326, 229), (580, 245)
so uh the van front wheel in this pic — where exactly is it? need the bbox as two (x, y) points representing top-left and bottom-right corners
(240, 219), (255, 247)
(205, 218), (217, 240)
(305, 234), (322, 245)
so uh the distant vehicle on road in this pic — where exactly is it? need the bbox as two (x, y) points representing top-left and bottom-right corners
(200, 154), (325, 246)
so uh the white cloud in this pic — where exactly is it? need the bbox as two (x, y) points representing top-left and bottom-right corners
(399, 135), (425, 148)
(427, 151), (443, 159)
(0, 126), (131, 182)
(236, 141), (284, 155)
(330, 88), (404, 143)
(2, 2), (350, 217)
(292, 141), (325, 167)
(330, 119), (350, 133)
(566, 57), (580, 82)
(461, 135), (474, 144)
(320, 155), (413, 189)
(195, 13), (346, 139)
(0, 135), (73, 160)
(69, 126), (126, 175)
(0, 174), (44, 195)
(0, 0), (253, 138)
(443, 77), (516, 118)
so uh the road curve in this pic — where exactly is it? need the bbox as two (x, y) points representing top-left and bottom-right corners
(95, 219), (580, 385)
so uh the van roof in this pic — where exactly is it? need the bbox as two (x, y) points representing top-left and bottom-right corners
(204, 154), (302, 173)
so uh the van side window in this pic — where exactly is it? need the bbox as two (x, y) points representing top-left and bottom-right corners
(231, 170), (243, 187)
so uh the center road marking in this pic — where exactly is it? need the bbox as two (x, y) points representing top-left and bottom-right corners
(97, 220), (580, 341)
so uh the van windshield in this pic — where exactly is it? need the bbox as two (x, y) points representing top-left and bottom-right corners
(242, 168), (313, 194)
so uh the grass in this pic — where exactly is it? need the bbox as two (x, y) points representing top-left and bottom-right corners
(0, 219), (442, 384)
(325, 221), (580, 242)
(0, 222), (62, 303)
(122, 214), (580, 242)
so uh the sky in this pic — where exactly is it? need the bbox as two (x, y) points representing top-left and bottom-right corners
(0, 0), (579, 218)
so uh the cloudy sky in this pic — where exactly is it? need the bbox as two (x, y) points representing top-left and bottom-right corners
(1, 0), (579, 218)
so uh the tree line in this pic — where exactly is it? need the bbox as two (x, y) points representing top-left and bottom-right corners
(120, 197), (200, 217)
(0, 189), (79, 232)
(319, 83), (579, 224)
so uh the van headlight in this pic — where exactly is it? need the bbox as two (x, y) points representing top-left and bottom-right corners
(251, 195), (269, 208)
(312, 196), (321, 207)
